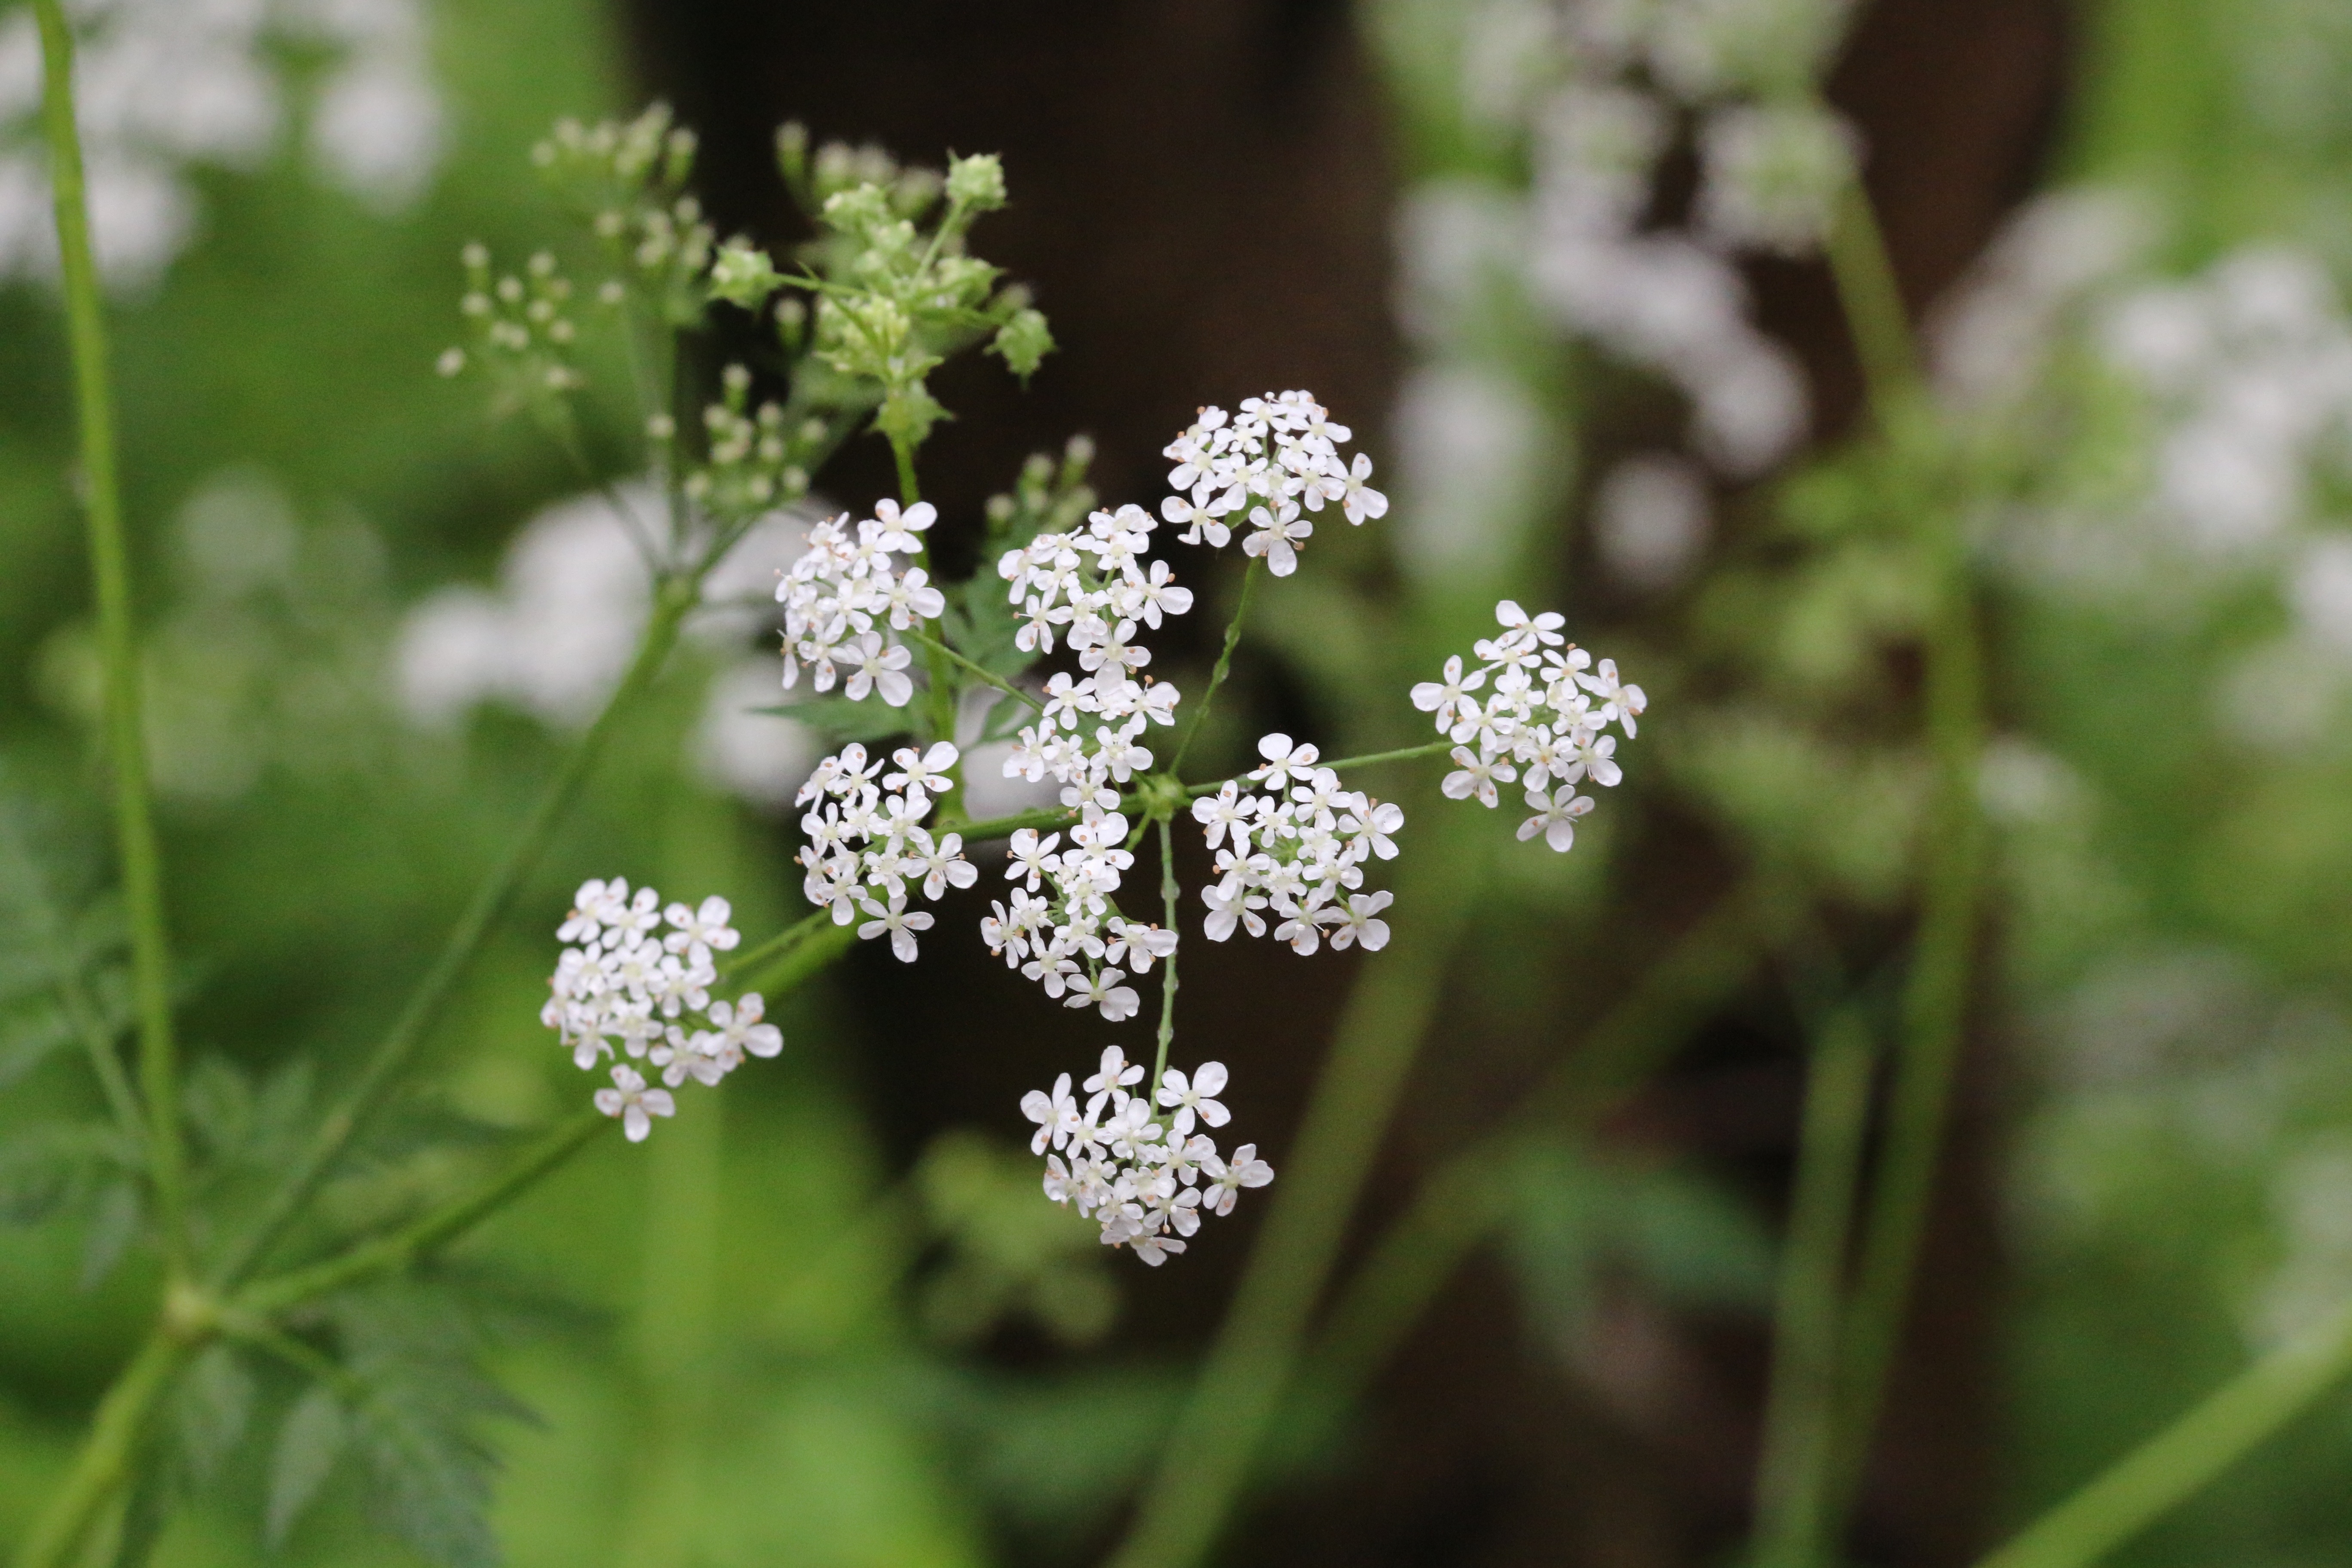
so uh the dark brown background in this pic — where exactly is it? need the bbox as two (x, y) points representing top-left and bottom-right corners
(620, 3), (2070, 1564)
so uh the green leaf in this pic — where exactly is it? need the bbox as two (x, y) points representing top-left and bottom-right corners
(326, 1284), (539, 1568)
(175, 1344), (255, 1485)
(266, 1384), (348, 1549)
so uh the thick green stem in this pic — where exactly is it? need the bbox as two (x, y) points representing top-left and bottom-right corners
(1975, 1298), (2352, 1568)
(34, 0), (188, 1272)
(1169, 558), (1263, 775)
(12, 1331), (193, 1568)
(1815, 168), (1987, 1542)
(1106, 823), (1482, 1568)
(215, 581), (699, 1289)
(1752, 1007), (1877, 1568)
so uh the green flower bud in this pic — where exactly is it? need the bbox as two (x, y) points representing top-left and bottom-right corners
(989, 308), (1055, 383)
(708, 240), (784, 309)
(945, 152), (1008, 212)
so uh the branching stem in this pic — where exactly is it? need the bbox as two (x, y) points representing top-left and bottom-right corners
(215, 579), (700, 1289)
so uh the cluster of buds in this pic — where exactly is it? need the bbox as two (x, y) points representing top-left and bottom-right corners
(438, 246), (579, 401)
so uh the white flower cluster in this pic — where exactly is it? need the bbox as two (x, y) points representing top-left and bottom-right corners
(775, 498), (943, 706)
(1021, 1048), (1274, 1265)
(1191, 735), (1404, 955)
(981, 814), (1170, 1021)
(794, 740), (976, 959)
(1414, 601), (1646, 853)
(541, 877), (780, 1140)
(1157, 392), (1388, 576)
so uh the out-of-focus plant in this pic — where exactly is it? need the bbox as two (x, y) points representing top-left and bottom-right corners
(9, 3), (1666, 1559)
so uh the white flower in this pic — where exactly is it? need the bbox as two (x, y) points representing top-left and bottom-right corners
(843, 632), (914, 707)
(885, 740), (961, 795)
(704, 993), (783, 1059)
(662, 895), (741, 960)
(1084, 1045), (1145, 1102)
(1155, 1062), (1231, 1134)
(1330, 889), (1393, 951)
(1251, 732), (1321, 792)
(1337, 452), (1388, 524)
(1411, 655), (1487, 731)
(1240, 503), (1314, 576)
(1442, 744), (1516, 807)
(1201, 1142), (1274, 1216)
(594, 1064), (674, 1142)
(1518, 785), (1594, 851)
(856, 891), (934, 962)
(1021, 1071), (1078, 1155)
(1067, 969), (1142, 1021)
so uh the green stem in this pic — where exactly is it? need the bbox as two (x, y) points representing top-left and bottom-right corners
(55, 971), (145, 1161)
(1974, 1298), (2352, 1568)
(901, 626), (1044, 714)
(1106, 821), (1482, 1568)
(1816, 170), (1986, 1542)
(214, 580), (699, 1289)
(236, 1110), (611, 1317)
(1169, 557), (1263, 775)
(1824, 179), (1918, 409)
(729, 917), (858, 998)
(12, 1330), (193, 1568)
(1752, 1006), (1877, 1568)
(34, 0), (188, 1273)
(1310, 880), (1777, 1401)
(884, 435), (959, 748)
(1150, 818), (1180, 1091)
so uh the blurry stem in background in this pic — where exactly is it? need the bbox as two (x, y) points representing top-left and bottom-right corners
(1751, 1007), (1878, 1568)
(1972, 1296), (2352, 1568)
(1311, 880), (1779, 1402)
(10, 1331), (193, 1568)
(1106, 823), (1484, 1568)
(887, 431), (960, 750)
(34, 0), (189, 1273)
(215, 576), (699, 1290)
(1815, 172), (1989, 1541)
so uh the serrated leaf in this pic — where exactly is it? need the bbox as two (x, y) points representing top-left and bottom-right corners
(0, 1001), (74, 1089)
(175, 1344), (255, 1485)
(324, 1284), (539, 1568)
(266, 1384), (348, 1549)
(80, 1178), (141, 1290)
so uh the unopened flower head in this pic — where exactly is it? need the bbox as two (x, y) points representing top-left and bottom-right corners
(1021, 1049), (1274, 1263)
(1414, 601), (1646, 854)
(543, 877), (783, 1136)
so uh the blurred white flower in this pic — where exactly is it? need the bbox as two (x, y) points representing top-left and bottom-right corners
(0, 0), (444, 290)
(1694, 100), (1859, 256)
(1594, 453), (1711, 591)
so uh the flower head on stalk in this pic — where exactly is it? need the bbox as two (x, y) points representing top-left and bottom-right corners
(1415, 601), (1646, 851)
(544, 877), (782, 1135)
(1022, 1051), (1273, 1264)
